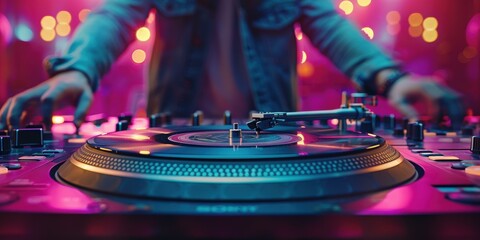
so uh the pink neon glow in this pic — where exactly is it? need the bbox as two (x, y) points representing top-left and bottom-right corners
(466, 13), (480, 48)
(0, 14), (12, 44)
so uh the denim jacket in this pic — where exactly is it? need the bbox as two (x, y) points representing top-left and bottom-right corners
(45, 0), (397, 117)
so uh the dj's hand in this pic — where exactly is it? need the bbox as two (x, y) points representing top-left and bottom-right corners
(0, 71), (93, 130)
(387, 75), (466, 130)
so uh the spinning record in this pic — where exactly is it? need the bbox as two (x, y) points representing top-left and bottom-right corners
(57, 125), (418, 201)
(83, 125), (386, 159)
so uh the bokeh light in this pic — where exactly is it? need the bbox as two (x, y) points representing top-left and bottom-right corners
(386, 11), (401, 25)
(423, 17), (438, 30)
(56, 23), (71, 37)
(297, 62), (314, 78)
(78, 9), (91, 22)
(422, 30), (438, 43)
(132, 49), (146, 63)
(339, 1), (354, 15)
(357, 0), (371, 7)
(408, 13), (423, 27)
(408, 25), (423, 38)
(0, 14), (13, 44)
(361, 27), (374, 39)
(40, 28), (55, 41)
(295, 27), (303, 41)
(136, 27), (150, 42)
(147, 12), (155, 24)
(52, 116), (65, 124)
(466, 13), (480, 48)
(301, 51), (307, 64)
(40, 16), (56, 30)
(15, 23), (33, 42)
(56, 11), (72, 24)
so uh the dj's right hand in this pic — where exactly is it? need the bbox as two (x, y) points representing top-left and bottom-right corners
(0, 71), (93, 131)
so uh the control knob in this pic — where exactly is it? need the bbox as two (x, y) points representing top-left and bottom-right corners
(359, 120), (373, 134)
(149, 113), (163, 128)
(406, 122), (424, 141)
(0, 136), (11, 155)
(470, 136), (480, 154)
(224, 111), (232, 125)
(118, 113), (132, 126)
(11, 128), (44, 147)
(191, 111), (204, 126)
(383, 114), (396, 130)
(116, 120), (129, 131)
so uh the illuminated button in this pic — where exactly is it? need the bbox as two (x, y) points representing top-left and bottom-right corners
(18, 156), (47, 161)
(446, 132), (457, 137)
(42, 149), (64, 153)
(0, 166), (8, 174)
(424, 132), (436, 137)
(428, 156), (460, 161)
(466, 166), (480, 177)
(68, 138), (87, 144)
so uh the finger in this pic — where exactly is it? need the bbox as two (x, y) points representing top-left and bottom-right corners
(425, 83), (466, 130)
(40, 85), (64, 131)
(73, 90), (93, 128)
(7, 96), (35, 129)
(440, 95), (466, 130)
(0, 98), (13, 130)
(7, 84), (51, 129)
(389, 97), (419, 123)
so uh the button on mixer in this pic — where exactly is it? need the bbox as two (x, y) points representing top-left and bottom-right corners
(428, 156), (460, 161)
(470, 136), (480, 154)
(11, 128), (44, 147)
(0, 136), (11, 155)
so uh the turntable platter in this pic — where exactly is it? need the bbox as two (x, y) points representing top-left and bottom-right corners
(84, 126), (385, 159)
(57, 125), (417, 200)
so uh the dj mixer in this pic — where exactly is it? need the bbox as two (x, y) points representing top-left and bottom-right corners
(1, 103), (480, 238)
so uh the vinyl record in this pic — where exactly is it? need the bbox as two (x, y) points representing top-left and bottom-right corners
(85, 125), (385, 160)
(58, 125), (417, 200)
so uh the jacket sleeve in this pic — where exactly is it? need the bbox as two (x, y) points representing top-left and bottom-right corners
(44, 0), (153, 92)
(297, 0), (399, 94)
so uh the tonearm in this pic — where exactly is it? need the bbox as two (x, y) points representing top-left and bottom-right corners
(246, 92), (375, 133)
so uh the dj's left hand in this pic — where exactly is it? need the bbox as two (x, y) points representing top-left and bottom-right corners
(386, 75), (466, 130)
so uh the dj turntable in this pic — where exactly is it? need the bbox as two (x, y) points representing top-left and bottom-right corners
(1, 97), (480, 238)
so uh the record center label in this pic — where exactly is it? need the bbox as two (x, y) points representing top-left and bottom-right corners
(168, 131), (301, 147)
